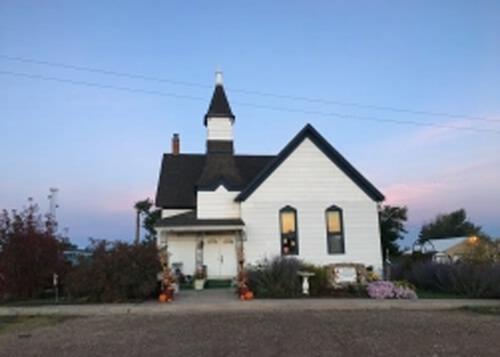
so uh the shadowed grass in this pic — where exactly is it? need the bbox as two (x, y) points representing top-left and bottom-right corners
(461, 306), (500, 315)
(416, 290), (467, 299)
(0, 315), (79, 335)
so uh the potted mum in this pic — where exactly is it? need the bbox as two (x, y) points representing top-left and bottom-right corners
(194, 268), (206, 290)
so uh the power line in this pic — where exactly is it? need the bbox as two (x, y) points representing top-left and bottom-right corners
(0, 55), (211, 88)
(1, 54), (499, 124)
(1, 70), (499, 135)
(0, 70), (206, 101)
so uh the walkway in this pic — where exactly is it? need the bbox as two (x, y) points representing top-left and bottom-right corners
(0, 288), (498, 316)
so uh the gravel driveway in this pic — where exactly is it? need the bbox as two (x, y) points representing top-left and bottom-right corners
(1, 309), (499, 356)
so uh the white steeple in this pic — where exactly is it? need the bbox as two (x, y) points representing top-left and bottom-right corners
(204, 71), (235, 153)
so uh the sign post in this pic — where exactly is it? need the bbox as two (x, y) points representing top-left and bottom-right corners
(53, 273), (59, 303)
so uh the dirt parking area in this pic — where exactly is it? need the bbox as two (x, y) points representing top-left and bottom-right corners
(0, 309), (499, 356)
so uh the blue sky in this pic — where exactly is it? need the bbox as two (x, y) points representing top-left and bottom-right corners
(1, 1), (499, 249)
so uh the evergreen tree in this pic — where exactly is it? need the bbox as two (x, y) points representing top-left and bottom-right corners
(379, 205), (408, 261)
(418, 208), (482, 242)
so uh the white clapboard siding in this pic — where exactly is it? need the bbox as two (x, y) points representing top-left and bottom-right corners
(197, 185), (241, 219)
(241, 138), (383, 271)
(167, 234), (197, 276)
(161, 209), (191, 218)
(206, 117), (233, 141)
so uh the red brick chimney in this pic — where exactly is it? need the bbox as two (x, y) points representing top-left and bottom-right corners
(172, 133), (180, 155)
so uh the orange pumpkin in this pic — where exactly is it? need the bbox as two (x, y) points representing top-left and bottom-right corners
(158, 293), (167, 303)
(244, 291), (254, 300)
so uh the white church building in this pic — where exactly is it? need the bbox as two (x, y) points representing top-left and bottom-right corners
(155, 73), (385, 279)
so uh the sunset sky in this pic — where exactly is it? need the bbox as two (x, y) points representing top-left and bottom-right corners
(1, 1), (499, 249)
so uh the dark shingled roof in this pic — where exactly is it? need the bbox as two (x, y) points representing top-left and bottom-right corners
(197, 153), (246, 189)
(236, 124), (385, 202)
(156, 210), (244, 228)
(155, 154), (274, 208)
(155, 124), (384, 209)
(204, 84), (234, 125)
(155, 154), (205, 208)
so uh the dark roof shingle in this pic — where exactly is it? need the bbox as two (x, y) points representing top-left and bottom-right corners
(155, 153), (274, 208)
(204, 84), (234, 125)
(155, 154), (205, 208)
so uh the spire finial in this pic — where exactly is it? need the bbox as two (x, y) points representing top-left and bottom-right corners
(215, 70), (223, 85)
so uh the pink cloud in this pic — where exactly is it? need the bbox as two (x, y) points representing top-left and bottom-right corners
(438, 157), (499, 179)
(406, 119), (473, 147)
(382, 181), (449, 207)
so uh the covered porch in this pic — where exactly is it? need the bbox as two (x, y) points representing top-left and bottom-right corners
(156, 211), (246, 280)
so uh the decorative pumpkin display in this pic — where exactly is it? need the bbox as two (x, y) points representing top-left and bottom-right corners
(165, 288), (174, 300)
(237, 267), (255, 301)
(158, 268), (177, 303)
(238, 289), (254, 300)
(238, 286), (249, 296)
(158, 287), (175, 303)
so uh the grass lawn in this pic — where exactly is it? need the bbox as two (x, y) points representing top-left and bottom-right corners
(1, 298), (78, 307)
(461, 306), (500, 315)
(0, 315), (79, 335)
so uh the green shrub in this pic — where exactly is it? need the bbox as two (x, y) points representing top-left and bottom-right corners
(346, 283), (368, 297)
(65, 240), (161, 302)
(393, 280), (416, 291)
(247, 256), (303, 298)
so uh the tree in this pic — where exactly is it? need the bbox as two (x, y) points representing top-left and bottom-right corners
(418, 208), (482, 243)
(133, 198), (152, 244)
(143, 208), (161, 242)
(379, 205), (408, 261)
(0, 199), (70, 300)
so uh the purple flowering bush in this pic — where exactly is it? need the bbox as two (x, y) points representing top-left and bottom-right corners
(367, 281), (418, 299)
(392, 259), (500, 298)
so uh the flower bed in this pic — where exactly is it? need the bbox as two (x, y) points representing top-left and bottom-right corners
(367, 281), (418, 299)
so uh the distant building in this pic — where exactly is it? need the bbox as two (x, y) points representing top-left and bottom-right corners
(63, 249), (92, 266)
(409, 236), (481, 263)
(154, 73), (385, 279)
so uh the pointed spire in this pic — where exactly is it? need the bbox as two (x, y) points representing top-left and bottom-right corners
(204, 70), (235, 126)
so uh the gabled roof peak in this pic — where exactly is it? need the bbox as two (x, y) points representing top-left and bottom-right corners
(236, 123), (385, 202)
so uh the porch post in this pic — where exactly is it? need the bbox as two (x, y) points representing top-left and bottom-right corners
(235, 230), (246, 271)
(195, 232), (204, 274)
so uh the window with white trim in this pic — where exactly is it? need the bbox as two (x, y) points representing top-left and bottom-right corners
(280, 205), (298, 255)
(326, 205), (345, 254)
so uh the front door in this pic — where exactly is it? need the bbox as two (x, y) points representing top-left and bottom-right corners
(203, 235), (237, 278)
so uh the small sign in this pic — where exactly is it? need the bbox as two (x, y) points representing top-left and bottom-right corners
(334, 266), (357, 283)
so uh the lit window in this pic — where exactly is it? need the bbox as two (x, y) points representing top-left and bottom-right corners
(280, 206), (298, 255)
(326, 205), (344, 254)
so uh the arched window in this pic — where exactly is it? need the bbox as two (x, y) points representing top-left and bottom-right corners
(280, 205), (298, 255)
(326, 205), (344, 254)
